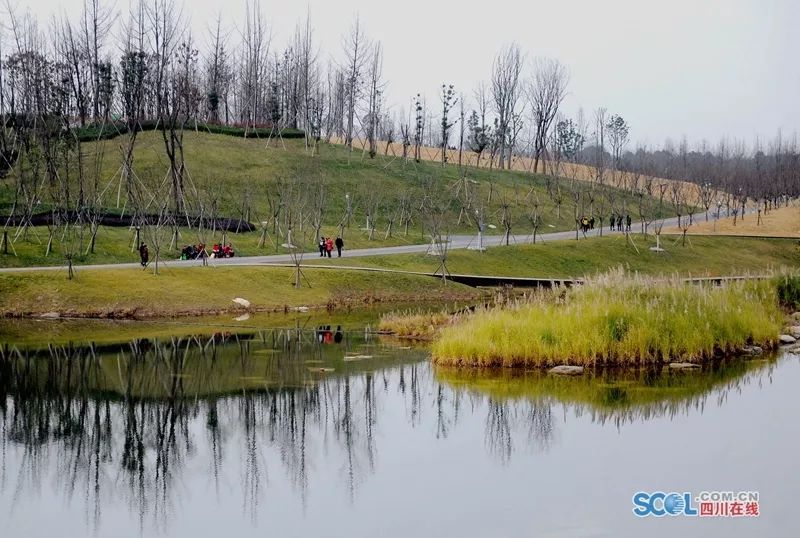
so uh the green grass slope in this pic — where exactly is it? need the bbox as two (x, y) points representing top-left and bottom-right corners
(0, 265), (481, 318)
(313, 235), (800, 278)
(1, 132), (670, 267)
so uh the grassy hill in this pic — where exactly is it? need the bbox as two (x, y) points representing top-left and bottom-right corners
(0, 132), (671, 267)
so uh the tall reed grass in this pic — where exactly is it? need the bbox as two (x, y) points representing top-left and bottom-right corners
(431, 270), (783, 367)
(775, 273), (800, 309)
(378, 309), (461, 339)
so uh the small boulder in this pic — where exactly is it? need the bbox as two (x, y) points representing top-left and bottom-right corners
(779, 334), (797, 345)
(39, 312), (61, 319)
(548, 365), (584, 376)
(784, 343), (800, 354)
(742, 345), (764, 356)
(791, 312), (800, 321)
(787, 326), (800, 338)
(669, 362), (701, 370)
(232, 297), (251, 308)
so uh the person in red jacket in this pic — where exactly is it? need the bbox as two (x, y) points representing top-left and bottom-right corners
(325, 237), (333, 258)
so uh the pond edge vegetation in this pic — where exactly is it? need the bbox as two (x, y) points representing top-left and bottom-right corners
(380, 270), (800, 368)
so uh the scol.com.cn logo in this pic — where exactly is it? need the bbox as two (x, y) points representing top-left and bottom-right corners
(632, 491), (760, 518)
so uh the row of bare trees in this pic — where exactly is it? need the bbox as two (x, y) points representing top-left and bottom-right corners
(1, 2), (797, 279)
(611, 134), (800, 212)
(0, 1), (396, 276)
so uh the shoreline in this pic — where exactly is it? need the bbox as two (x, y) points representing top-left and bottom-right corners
(0, 265), (483, 321)
(0, 290), (483, 321)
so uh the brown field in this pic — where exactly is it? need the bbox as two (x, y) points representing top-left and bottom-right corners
(333, 137), (714, 207)
(664, 205), (800, 238)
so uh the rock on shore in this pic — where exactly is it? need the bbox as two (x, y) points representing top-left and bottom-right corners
(548, 365), (584, 376)
(668, 362), (701, 370)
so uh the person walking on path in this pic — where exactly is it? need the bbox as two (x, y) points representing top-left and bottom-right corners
(610, 214), (615, 231)
(617, 215), (623, 231)
(139, 243), (149, 267)
(335, 236), (344, 257)
(325, 237), (334, 258)
(319, 237), (326, 257)
(626, 214), (632, 232)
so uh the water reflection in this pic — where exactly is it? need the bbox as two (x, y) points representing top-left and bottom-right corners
(438, 359), (778, 427)
(0, 329), (780, 536)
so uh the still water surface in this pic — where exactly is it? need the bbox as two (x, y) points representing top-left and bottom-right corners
(1, 317), (798, 537)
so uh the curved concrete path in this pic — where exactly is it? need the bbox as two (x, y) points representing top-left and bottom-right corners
(0, 210), (755, 274)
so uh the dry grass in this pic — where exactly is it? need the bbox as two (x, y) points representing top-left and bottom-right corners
(664, 205), (800, 237)
(431, 269), (783, 368)
(338, 137), (711, 206)
(378, 309), (458, 339)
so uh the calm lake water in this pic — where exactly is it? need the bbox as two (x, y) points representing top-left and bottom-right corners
(1, 316), (798, 538)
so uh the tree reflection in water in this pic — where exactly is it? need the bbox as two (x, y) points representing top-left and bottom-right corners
(0, 330), (426, 534)
(0, 333), (778, 535)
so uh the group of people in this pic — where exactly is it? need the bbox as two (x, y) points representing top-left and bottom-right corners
(609, 214), (633, 232)
(317, 325), (344, 344)
(179, 243), (235, 260)
(211, 243), (235, 258)
(578, 214), (634, 234)
(319, 236), (344, 258)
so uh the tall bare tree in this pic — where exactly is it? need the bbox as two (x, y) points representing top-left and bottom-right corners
(528, 57), (568, 174)
(341, 16), (370, 149)
(238, 0), (271, 129)
(490, 43), (523, 170)
(364, 41), (383, 158)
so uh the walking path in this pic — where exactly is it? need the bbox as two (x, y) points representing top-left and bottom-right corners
(0, 211), (748, 274)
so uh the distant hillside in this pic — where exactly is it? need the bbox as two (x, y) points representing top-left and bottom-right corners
(1, 131), (671, 239)
(340, 137), (714, 208)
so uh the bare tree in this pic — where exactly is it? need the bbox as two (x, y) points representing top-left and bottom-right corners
(490, 43), (523, 170)
(364, 41), (383, 158)
(528, 58), (568, 174)
(81, 0), (114, 123)
(421, 178), (452, 282)
(527, 192), (542, 244)
(238, 0), (271, 130)
(341, 16), (370, 149)
(593, 107), (607, 184)
(118, 2), (150, 211)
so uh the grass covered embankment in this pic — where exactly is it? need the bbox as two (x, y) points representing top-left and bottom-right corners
(1, 131), (667, 268)
(430, 272), (785, 368)
(316, 235), (800, 278)
(0, 266), (481, 319)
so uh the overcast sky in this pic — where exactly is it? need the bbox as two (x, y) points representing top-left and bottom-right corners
(16, 0), (800, 148)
